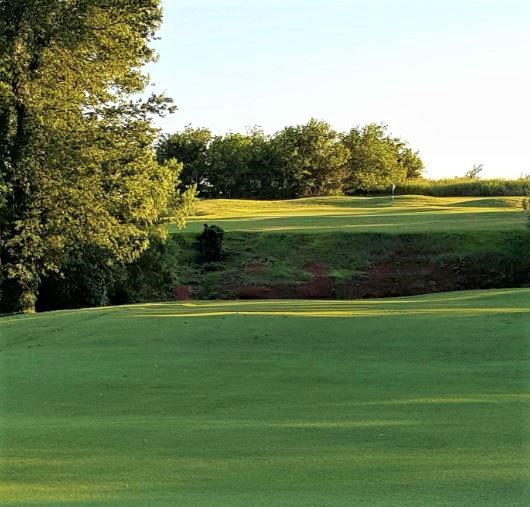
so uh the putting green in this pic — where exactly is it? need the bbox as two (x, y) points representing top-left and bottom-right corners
(178, 195), (526, 233)
(1, 289), (529, 505)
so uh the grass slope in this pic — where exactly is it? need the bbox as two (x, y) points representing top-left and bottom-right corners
(179, 195), (527, 234)
(171, 229), (530, 299)
(1, 289), (529, 506)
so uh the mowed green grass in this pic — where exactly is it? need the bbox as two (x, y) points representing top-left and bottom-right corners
(1, 289), (529, 506)
(178, 195), (527, 233)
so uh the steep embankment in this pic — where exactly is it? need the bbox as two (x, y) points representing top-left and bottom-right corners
(170, 196), (530, 299)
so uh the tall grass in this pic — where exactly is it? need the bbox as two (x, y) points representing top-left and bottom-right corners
(395, 178), (530, 197)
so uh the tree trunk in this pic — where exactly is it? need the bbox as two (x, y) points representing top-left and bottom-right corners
(0, 11), (38, 314)
(0, 275), (37, 314)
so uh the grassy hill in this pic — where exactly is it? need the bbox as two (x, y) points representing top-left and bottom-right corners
(163, 196), (530, 301)
(177, 195), (527, 234)
(1, 289), (529, 506)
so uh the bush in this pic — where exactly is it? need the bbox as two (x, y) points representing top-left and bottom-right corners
(36, 238), (185, 311)
(196, 224), (224, 262)
(36, 248), (113, 311)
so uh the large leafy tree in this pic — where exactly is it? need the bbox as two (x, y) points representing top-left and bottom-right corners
(0, 0), (190, 313)
(156, 126), (211, 193)
(205, 132), (256, 198)
(343, 124), (414, 193)
(398, 146), (424, 179)
(205, 128), (278, 198)
(273, 119), (350, 197)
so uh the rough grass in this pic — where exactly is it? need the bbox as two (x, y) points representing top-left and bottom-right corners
(397, 178), (530, 197)
(176, 195), (527, 234)
(1, 289), (529, 506)
(169, 229), (530, 300)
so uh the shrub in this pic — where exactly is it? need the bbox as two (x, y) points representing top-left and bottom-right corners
(196, 224), (224, 262)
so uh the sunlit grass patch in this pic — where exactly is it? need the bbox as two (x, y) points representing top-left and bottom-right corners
(178, 195), (526, 233)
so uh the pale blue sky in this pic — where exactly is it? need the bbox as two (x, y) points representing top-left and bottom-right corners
(147, 0), (530, 178)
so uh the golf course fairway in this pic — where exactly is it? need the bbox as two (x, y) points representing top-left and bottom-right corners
(180, 195), (527, 234)
(1, 289), (529, 506)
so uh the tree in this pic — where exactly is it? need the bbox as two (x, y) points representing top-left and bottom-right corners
(156, 126), (212, 193)
(0, 0), (191, 313)
(205, 132), (253, 198)
(342, 123), (408, 193)
(465, 164), (483, 179)
(205, 128), (276, 198)
(272, 119), (350, 197)
(398, 146), (424, 179)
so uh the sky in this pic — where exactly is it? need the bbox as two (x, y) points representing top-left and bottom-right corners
(146, 0), (530, 179)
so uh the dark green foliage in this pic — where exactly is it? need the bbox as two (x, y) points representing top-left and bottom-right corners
(110, 237), (184, 304)
(271, 119), (350, 197)
(205, 129), (276, 198)
(398, 146), (424, 179)
(36, 237), (185, 310)
(521, 194), (530, 229)
(36, 247), (114, 311)
(0, 0), (192, 313)
(156, 126), (212, 192)
(437, 251), (519, 289)
(196, 224), (224, 262)
(156, 120), (424, 199)
(342, 123), (407, 192)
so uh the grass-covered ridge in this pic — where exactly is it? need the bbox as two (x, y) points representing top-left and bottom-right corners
(1, 289), (529, 505)
(164, 196), (530, 301)
(170, 229), (530, 299)
(179, 195), (526, 234)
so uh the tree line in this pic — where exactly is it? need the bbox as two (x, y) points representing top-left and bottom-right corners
(156, 120), (424, 199)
